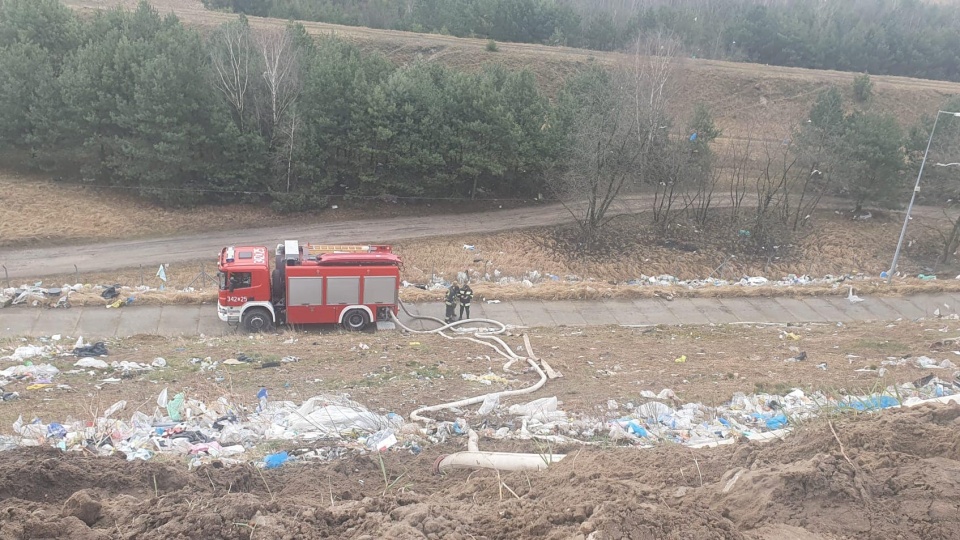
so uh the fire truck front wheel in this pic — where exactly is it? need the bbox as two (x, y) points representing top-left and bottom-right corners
(242, 308), (275, 333)
(342, 309), (370, 331)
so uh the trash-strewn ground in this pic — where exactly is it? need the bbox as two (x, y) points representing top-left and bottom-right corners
(1, 320), (960, 538)
(0, 320), (956, 428)
(0, 404), (958, 539)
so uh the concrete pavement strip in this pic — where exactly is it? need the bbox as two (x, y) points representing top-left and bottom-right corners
(0, 293), (954, 338)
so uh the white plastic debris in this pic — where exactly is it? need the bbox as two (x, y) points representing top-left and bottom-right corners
(1, 345), (50, 362)
(477, 393), (500, 415)
(74, 358), (109, 369)
(0, 363), (59, 379)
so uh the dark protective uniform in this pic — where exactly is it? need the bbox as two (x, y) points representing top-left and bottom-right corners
(458, 285), (473, 320)
(444, 284), (460, 323)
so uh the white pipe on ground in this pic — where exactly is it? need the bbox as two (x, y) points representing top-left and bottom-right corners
(435, 450), (566, 473)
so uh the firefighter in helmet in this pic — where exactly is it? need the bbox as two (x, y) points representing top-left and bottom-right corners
(444, 283), (460, 323)
(458, 283), (473, 320)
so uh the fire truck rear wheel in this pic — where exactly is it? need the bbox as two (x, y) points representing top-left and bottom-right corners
(242, 308), (274, 332)
(342, 309), (370, 331)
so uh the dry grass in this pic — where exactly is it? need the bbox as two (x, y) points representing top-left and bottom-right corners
(16, 274), (960, 306)
(0, 171), (517, 249)
(0, 172), (284, 248)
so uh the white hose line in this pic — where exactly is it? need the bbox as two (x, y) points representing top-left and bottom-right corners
(435, 429), (565, 473)
(390, 301), (548, 424)
(434, 450), (566, 473)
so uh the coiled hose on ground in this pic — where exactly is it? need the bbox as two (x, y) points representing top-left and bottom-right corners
(389, 300), (548, 424)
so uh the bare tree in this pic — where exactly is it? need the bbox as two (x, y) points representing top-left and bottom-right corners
(727, 135), (754, 222)
(553, 31), (679, 250)
(282, 107), (300, 193)
(633, 31), (676, 167)
(209, 17), (256, 132)
(255, 26), (302, 142)
(632, 32), (684, 226)
(556, 68), (642, 249)
(650, 138), (688, 227)
(684, 148), (722, 228)
(743, 140), (801, 256)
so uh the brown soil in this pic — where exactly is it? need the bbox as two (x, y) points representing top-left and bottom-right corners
(0, 403), (958, 539)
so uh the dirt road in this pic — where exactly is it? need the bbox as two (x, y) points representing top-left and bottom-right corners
(2, 198), (659, 278)
(0, 195), (946, 279)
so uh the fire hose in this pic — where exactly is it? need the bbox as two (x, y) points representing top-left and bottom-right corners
(390, 300), (566, 472)
(389, 300), (548, 424)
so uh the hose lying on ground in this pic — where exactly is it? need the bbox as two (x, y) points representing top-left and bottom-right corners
(433, 429), (566, 473)
(390, 300), (547, 424)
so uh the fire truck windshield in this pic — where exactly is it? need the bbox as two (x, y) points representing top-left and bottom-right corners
(222, 272), (252, 291)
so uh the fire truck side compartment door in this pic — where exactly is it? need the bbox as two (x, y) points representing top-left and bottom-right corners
(326, 277), (360, 305)
(288, 277), (323, 306)
(363, 276), (397, 304)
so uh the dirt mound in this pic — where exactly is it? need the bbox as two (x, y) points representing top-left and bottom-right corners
(1, 405), (959, 539)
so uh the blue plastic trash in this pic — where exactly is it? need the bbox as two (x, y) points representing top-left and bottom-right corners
(626, 421), (649, 437)
(765, 414), (788, 430)
(264, 451), (288, 469)
(846, 395), (899, 411)
(47, 423), (67, 438)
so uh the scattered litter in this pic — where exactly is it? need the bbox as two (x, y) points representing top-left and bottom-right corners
(74, 342), (108, 358)
(915, 356), (941, 369)
(364, 429), (397, 451)
(477, 393), (499, 415)
(0, 363), (59, 379)
(152, 357), (167, 368)
(263, 451), (289, 469)
(462, 373), (510, 385)
(674, 355), (687, 363)
(74, 358), (109, 369)
(1, 345), (50, 362)
(281, 356), (300, 363)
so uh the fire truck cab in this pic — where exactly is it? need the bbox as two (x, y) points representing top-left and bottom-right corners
(217, 240), (401, 332)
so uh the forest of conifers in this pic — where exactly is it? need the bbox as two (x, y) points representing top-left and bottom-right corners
(0, 0), (954, 217)
(204, 0), (960, 82)
(0, 0), (570, 208)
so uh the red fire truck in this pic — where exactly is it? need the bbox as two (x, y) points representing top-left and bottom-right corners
(217, 240), (401, 332)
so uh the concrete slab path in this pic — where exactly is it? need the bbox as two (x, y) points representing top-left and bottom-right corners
(0, 292), (954, 338)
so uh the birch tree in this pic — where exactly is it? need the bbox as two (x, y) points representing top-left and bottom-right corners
(255, 26), (302, 143)
(209, 17), (255, 132)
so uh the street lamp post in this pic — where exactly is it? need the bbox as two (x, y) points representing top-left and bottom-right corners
(887, 110), (960, 282)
